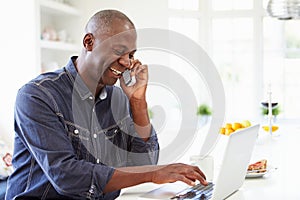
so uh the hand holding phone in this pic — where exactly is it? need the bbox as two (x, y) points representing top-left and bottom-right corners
(123, 69), (136, 86)
(120, 59), (148, 100)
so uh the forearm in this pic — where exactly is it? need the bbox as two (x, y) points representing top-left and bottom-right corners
(104, 163), (208, 193)
(130, 97), (151, 141)
(103, 165), (154, 193)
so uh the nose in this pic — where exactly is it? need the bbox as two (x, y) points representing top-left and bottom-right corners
(118, 54), (132, 69)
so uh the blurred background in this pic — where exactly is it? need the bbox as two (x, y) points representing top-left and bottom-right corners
(1, 0), (300, 149)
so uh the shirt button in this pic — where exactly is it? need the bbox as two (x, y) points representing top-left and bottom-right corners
(93, 134), (97, 138)
(89, 96), (93, 100)
(74, 129), (79, 134)
(92, 108), (95, 112)
(96, 159), (100, 163)
(89, 184), (96, 194)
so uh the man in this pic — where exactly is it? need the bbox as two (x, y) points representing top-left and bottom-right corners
(6, 10), (207, 199)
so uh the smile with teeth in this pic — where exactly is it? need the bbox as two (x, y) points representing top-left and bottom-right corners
(110, 67), (122, 76)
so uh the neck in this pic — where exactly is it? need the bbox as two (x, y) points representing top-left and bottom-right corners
(74, 53), (104, 97)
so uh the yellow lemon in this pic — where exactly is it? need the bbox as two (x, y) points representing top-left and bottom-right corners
(219, 127), (225, 135)
(262, 125), (279, 132)
(234, 127), (244, 132)
(241, 120), (251, 128)
(232, 122), (242, 130)
(225, 128), (234, 136)
(225, 123), (232, 129)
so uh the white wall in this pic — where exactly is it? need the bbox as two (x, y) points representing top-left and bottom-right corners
(0, 0), (38, 148)
(74, 0), (169, 29)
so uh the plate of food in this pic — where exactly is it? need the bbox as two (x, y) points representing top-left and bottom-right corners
(246, 159), (275, 178)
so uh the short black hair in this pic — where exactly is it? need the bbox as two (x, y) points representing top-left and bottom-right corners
(85, 9), (135, 34)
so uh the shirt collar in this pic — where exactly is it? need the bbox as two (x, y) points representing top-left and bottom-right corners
(65, 56), (108, 101)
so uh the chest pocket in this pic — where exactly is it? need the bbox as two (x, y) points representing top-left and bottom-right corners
(65, 123), (95, 162)
(95, 119), (131, 167)
(101, 117), (131, 150)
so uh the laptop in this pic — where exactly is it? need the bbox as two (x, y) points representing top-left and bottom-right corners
(139, 124), (259, 200)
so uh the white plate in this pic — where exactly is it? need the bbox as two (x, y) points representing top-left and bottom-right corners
(246, 170), (268, 178)
(245, 166), (275, 178)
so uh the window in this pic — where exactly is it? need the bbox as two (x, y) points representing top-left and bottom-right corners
(168, 0), (300, 120)
(212, 17), (256, 120)
(168, 0), (199, 10)
(212, 0), (253, 10)
(169, 17), (199, 43)
(168, 2), (209, 106)
(263, 19), (300, 118)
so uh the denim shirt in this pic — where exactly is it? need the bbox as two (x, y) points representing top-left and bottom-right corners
(6, 57), (159, 200)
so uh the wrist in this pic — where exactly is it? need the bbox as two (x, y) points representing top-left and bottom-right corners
(130, 98), (149, 123)
(129, 97), (151, 139)
(130, 97), (148, 110)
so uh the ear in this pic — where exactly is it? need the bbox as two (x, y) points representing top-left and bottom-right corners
(83, 33), (94, 51)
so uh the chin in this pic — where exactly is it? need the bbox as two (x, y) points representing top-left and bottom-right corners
(103, 79), (118, 86)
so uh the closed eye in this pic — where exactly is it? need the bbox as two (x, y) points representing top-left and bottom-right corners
(113, 49), (125, 56)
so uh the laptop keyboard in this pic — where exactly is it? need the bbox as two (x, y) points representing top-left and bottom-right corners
(170, 182), (214, 199)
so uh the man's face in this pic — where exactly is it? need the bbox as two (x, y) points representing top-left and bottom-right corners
(101, 31), (137, 86)
(87, 21), (137, 87)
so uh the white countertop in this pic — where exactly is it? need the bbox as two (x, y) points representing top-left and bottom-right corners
(117, 121), (300, 199)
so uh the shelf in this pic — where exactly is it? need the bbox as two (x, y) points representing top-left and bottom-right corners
(37, 0), (82, 73)
(40, 0), (81, 16)
(40, 40), (80, 52)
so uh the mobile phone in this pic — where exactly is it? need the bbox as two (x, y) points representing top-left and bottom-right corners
(123, 69), (136, 86)
(123, 69), (132, 86)
(122, 69), (136, 86)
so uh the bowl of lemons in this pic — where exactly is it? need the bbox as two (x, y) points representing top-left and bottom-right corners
(219, 120), (252, 136)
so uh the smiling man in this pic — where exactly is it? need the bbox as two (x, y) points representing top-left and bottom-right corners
(6, 10), (207, 200)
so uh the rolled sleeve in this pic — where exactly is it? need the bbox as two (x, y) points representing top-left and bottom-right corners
(111, 86), (160, 167)
(127, 126), (159, 166)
